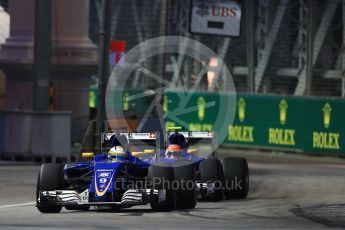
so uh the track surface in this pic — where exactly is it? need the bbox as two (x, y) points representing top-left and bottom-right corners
(0, 150), (344, 229)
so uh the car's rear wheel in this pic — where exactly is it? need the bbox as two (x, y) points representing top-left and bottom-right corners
(223, 157), (249, 199)
(149, 164), (176, 212)
(199, 158), (223, 201)
(36, 163), (63, 213)
(174, 162), (197, 209)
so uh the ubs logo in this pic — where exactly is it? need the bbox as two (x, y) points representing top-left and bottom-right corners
(196, 3), (209, 17)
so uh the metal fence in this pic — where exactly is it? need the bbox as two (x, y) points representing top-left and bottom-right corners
(89, 0), (345, 98)
(1, 1), (344, 97)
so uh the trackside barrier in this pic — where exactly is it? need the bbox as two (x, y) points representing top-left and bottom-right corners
(0, 110), (71, 161)
(165, 91), (345, 156)
(92, 88), (345, 155)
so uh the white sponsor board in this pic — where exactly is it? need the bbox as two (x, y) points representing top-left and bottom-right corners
(168, 132), (213, 139)
(190, 0), (242, 36)
(104, 132), (156, 140)
(104, 133), (129, 141)
(189, 131), (214, 138)
(129, 133), (157, 140)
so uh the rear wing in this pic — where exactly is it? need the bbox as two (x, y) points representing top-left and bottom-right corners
(102, 132), (160, 158)
(166, 131), (217, 153)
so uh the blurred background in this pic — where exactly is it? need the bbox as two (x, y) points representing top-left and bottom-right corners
(0, 0), (344, 162)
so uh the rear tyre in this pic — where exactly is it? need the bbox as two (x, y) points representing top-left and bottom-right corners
(174, 162), (197, 209)
(199, 158), (223, 201)
(36, 164), (63, 213)
(223, 157), (249, 199)
(149, 164), (176, 212)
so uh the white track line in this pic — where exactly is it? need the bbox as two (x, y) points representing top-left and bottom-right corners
(0, 202), (35, 209)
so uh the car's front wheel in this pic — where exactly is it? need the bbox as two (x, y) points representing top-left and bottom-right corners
(36, 163), (63, 213)
(149, 164), (176, 212)
(174, 162), (197, 209)
(199, 158), (223, 201)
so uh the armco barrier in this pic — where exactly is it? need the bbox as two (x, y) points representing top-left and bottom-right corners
(0, 111), (32, 158)
(31, 111), (71, 161)
(0, 110), (71, 161)
(165, 91), (345, 155)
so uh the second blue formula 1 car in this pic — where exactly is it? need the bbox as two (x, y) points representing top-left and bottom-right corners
(165, 129), (249, 201)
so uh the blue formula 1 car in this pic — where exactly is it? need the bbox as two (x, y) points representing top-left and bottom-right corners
(165, 130), (249, 201)
(37, 132), (197, 213)
(36, 130), (249, 213)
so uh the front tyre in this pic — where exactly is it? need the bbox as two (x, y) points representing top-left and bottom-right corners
(223, 157), (249, 199)
(199, 158), (223, 201)
(36, 163), (63, 213)
(174, 162), (197, 209)
(149, 164), (176, 212)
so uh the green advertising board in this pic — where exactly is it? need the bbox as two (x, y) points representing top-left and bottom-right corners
(94, 86), (345, 155)
(90, 86), (150, 113)
(227, 95), (345, 155)
(89, 84), (98, 109)
(165, 91), (222, 132)
(164, 90), (236, 145)
(104, 88), (150, 114)
(165, 91), (345, 155)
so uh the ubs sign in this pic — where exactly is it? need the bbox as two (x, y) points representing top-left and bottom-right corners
(190, 0), (242, 36)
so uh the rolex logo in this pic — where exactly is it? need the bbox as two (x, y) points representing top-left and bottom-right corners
(197, 96), (206, 121)
(279, 100), (288, 125)
(164, 95), (168, 112)
(323, 103), (332, 129)
(123, 92), (129, 111)
(238, 97), (246, 122)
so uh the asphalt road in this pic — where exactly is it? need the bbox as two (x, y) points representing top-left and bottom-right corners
(0, 150), (344, 229)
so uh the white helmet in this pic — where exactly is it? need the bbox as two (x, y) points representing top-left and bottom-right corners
(109, 146), (126, 156)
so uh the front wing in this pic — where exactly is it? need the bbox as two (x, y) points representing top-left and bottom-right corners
(38, 189), (163, 208)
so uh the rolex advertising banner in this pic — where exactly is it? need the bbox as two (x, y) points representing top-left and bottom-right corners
(190, 0), (242, 36)
(165, 91), (345, 155)
(107, 88), (149, 114)
(165, 91), (223, 132)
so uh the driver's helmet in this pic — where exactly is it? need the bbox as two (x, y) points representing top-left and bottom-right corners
(109, 146), (127, 160)
(165, 144), (182, 159)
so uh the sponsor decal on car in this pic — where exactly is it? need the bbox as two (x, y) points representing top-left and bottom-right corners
(98, 172), (111, 178)
(95, 169), (114, 197)
(100, 178), (107, 183)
